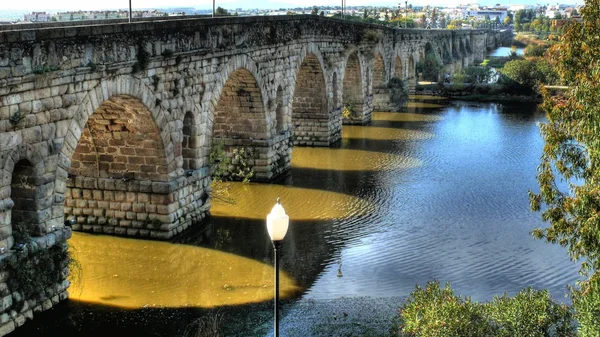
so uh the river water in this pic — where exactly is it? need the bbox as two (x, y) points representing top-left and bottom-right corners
(12, 97), (579, 336)
(488, 46), (525, 57)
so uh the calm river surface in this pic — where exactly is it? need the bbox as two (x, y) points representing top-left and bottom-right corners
(12, 97), (579, 336)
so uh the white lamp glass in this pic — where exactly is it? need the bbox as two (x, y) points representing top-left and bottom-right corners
(266, 200), (289, 241)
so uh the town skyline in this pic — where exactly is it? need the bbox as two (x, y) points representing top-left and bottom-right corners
(1, 0), (584, 12)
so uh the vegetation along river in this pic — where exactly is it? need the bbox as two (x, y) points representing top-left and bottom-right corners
(11, 97), (579, 336)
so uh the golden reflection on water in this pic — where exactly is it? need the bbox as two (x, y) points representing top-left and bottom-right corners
(211, 182), (373, 221)
(69, 232), (301, 309)
(291, 147), (421, 171)
(372, 112), (442, 122)
(342, 125), (434, 141)
(408, 95), (449, 101)
(405, 101), (445, 109)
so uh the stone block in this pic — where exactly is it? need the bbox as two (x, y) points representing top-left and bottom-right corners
(0, 321), (14, 335)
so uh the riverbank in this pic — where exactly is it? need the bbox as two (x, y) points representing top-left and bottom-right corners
(415, 83), (542, 103)
(264, 296), (402, 337)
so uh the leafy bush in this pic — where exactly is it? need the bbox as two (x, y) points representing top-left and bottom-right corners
(570, 279), (600, 337)
(209, 140), (254, 183)
(460, 66), (493, 84)
(396, 281), (494, 337)
(524, 44), (547, 57)
(394, 281), (575, 337)
(209, 140), (232, 182)
(486, 288), (575, 337)
(499, 59), (542, 94)
(500, 58), (560, 94)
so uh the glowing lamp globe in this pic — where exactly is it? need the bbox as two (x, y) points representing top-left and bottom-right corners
(266, 198), (289, 242)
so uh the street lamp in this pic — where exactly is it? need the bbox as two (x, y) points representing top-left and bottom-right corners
(266, 198), (289, 337)
(128, 0), (132, 23)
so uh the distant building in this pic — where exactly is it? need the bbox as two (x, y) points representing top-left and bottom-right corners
(463, 8), (508, 21)
(23, 12), (50, 22)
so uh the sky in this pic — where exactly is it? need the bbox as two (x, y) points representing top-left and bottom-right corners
(0, 0), (579, 12)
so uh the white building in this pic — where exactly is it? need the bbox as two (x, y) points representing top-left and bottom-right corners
(23, 12), (50, 22)
(463, 8), (508, 21)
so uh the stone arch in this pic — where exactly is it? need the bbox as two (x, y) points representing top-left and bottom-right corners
(408, 55), (416, 79)
(342, 50), (365, 120)
(2, 147), (50, 242)
(69, 95), (169, 181)
(58, 76), (174, 181)
(459, 39), (467, 56)
(53, 75), (189, 238)
(442, 43), (452, 64)
(182, 111), (201, 171)
(275, 86), (285, 134)
(204, 54), (270, 150)
(213, 68), (268, 141)
(291, 53), (328, 146)
(286, 42), (332, 146)
(373, 52), (387, 89)
(394, 55), (403, 78)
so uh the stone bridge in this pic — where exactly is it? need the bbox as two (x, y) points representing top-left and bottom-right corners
(0, 15), (507, 334)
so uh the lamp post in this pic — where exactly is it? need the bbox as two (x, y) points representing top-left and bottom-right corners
(128, 0), (132, 23)
(212, 0), (215, 17)
(266, 198), (289, 337)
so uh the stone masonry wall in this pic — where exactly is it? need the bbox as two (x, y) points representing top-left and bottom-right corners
(0, 227), (71, 336)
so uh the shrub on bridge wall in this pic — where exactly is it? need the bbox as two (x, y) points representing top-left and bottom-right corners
(6, 243), (69, 299)
(393, 281), (575, 337)
(387, 77), (409, 110)
(209, 140), (255, 183)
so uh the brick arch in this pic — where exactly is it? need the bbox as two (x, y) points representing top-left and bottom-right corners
(58, 76), (174, 178)
(393, 54), (403, 78)
(290, 50), (328, 146)
(211, 68), (268, 141)
(204, 54), (270, 144)
(373, 52), (387, 89)
(288, 42), (329, 106)
(341, 47), (366, 119)
(408, 54), (416, 78)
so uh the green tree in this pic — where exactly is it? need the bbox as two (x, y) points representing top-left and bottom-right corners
(530, 0), (600, 334)
(215, 6), (228, 16)
(363, 8), (368, 19)
(311, 6), (318, 15)
(514, 9), (524, 23)
(416, 43), (443, 81)
(503, 15), (512, 25)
